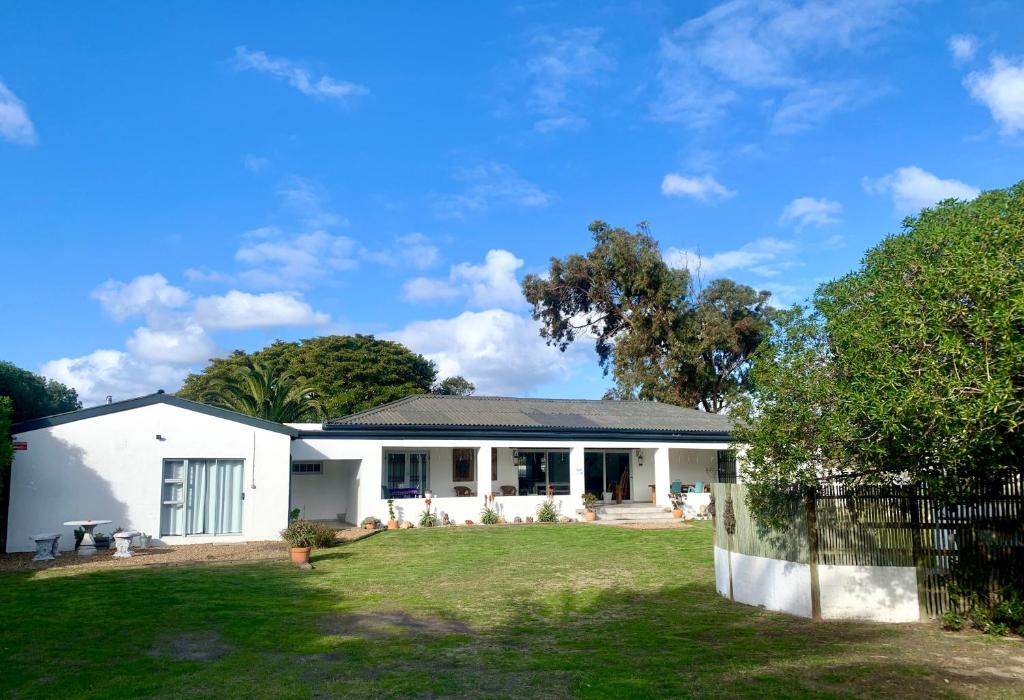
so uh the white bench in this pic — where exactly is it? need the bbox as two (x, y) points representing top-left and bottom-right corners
(30, 533), (61, 561)
(113, 530), (140, 558)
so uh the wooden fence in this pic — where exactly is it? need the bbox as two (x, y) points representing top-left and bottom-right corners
(714, 474), (1024, 618)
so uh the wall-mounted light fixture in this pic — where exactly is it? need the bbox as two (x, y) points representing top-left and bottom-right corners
(155, 434), (166, 441)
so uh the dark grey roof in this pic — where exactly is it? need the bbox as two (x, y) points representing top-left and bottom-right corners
(12, 392), (299, 437)
(325, 395), (732, 435)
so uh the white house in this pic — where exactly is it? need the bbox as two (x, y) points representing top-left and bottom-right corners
(6, 392), (737, 552)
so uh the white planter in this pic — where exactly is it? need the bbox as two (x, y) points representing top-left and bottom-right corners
(602, 492), (613, 503)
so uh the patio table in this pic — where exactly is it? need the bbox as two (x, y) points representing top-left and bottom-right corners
(63, 519), (112, 557)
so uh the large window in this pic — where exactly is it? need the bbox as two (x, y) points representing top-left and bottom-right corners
(383, 450), (430, 498)
(452, 448), (475, 482)
(515, 450), (570, 495)
(161, 459), (244, 536)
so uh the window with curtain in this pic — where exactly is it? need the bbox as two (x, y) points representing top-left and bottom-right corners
(383, 450), (430, 496)
(161, 458), (244, 536)
(452, 448), (475, 482)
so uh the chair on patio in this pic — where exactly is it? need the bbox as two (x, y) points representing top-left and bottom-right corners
(499, 485), (517, 496)
(670, 480), (683, 494)
(454, 486), (475, 497)
(687, 481), (704, 494)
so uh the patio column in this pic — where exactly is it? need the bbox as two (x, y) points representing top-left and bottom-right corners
(569, 446), (585, 505)
(654, 446), (671, 508)
(477, 445), (493, 498)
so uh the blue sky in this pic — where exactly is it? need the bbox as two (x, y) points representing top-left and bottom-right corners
(1, 1), (1022, 406)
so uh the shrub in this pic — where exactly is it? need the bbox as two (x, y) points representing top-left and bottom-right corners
(536, 497), (558, 523)
(480, 500), (499, 525)
(309, 521), (337, 548)
(582, 492), (598, 512)
(419, 509), (437, 527)
(289, 507), (301, 522)
(941, 610), (964, 631)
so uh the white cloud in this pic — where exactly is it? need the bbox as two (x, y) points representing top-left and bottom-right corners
(244, 154), (270, 172)
(126, 324), (217, 364)
(779, 196), (842, 229)
(235, 228), (358, 287)
(653, 0), (907, 131)
(233, 46), (368, 100)
(389, 309), (575, 395)
(948, 34), (978, 64)
(525, 27), (612, 132)
(771, 80), (886, 134)
(402, 277), (462, 303)
(193, 291), (329, 330)
(863, 166), (980, 214)
(403, 249), (526, 309)
(664, 238), (798, 277)
(40, 350), (188, 407)
(277, 176), (346, 229)
(661, 173), (735, 202)
(433, 162), (550, 218)
(91, 273), (190, 322)
(964, 56), (1024, 136)
(360, 233), (440, 271)
(0, 80), (36, 145)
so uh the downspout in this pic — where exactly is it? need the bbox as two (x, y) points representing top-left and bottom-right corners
(250, 431), (257, 489)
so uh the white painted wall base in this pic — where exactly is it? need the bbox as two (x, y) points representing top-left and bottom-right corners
(714, 545), (923, 623)
(818, 564), (920, 622)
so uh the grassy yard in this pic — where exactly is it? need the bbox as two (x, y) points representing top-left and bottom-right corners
(1, 522), (1022, 699)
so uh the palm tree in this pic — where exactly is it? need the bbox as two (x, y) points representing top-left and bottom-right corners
(205, 361), (322, 422)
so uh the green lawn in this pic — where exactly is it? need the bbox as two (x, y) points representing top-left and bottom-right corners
(1, 522), (1021, 699)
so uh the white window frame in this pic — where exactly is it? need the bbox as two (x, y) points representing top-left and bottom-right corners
(161, 458), (245, 537)
(292, 461), (323, 475)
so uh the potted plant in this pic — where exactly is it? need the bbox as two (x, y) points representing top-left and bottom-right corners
(582, 492), (598, 521)
(670, 492), (685, 519)
(280, 519), (318, 565)
(387, 499), (399, 530)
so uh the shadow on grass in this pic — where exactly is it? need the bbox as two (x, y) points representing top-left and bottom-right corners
(1, 535), (1020, 699)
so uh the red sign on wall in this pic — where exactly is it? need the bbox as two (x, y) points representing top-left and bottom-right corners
(13, 441), (27, 451)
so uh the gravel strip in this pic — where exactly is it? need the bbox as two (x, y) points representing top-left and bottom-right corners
(0, 527), (376, 573)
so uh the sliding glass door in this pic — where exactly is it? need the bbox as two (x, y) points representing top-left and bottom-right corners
(161, 459), (244, 536)
(583, 451), (632, 500)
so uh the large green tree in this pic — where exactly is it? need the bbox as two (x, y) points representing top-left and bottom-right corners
(522, 221), (774, 412)
(0, 361), (81, 423)
(205, 361), (322, 422)
(737, 182), (1024, 523)
(179, 334), (441, 418)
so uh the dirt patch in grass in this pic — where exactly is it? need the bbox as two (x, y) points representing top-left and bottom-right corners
(319, 611), (473, 639)
(149, 631), (232, 662)
(0, 527), (374, 573)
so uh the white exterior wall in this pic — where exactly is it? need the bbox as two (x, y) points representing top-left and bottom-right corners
(669, 448), (717, 485)
(7, 403), (292, 552)
(289, 459), (358, 522)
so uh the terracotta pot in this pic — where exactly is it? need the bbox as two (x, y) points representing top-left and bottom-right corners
(289, 546), (311, 565)
(672, 509), (683, 519)
(584, 511), (597, 521)
(387, 520), (399, 530)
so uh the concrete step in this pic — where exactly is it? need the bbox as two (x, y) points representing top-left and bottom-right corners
(598, 509), (677, 521)
(598, 505), (670, 516)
